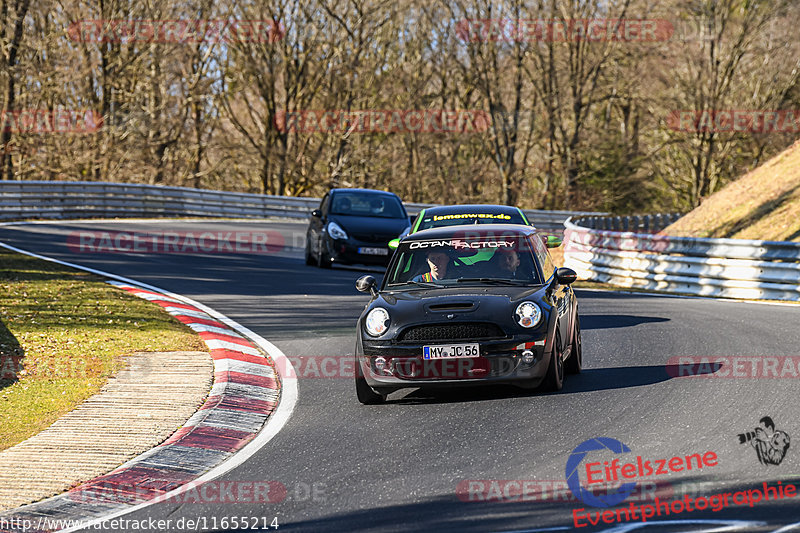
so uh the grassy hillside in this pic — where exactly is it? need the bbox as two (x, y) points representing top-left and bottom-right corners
(664, 140), (800, 242)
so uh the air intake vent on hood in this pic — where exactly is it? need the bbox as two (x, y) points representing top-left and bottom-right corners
(428, 302), (475, 312)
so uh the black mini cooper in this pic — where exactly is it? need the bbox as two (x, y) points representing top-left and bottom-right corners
(354, 224), (582, 404)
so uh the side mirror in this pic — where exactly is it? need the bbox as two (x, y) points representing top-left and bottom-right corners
(356, 275), (379, 297)
(311, 209), (322, 218)
(556, 267), (577, 285)
(545, 235), (562, 248)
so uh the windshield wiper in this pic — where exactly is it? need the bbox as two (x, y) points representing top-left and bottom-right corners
(388, 280), (439, 289)
(455, 277), (530, 285)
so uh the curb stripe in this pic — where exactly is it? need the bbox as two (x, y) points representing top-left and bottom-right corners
(214, 358), (277, 377)
(173, 315), (228, 329)
(203, 339), (261, 356)
(209, 382), (280, 402)
(197, 330), (250, 345)
(199, 395), (277, 413)
(210, 349), (275, 367)
(215, 371), (279, 389)
(187, 323), (245, 337)
(164, 307), (211, 319)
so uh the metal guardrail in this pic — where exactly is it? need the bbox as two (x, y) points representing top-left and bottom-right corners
(0, 180), (606, 231)
(563, 215), (800, 301)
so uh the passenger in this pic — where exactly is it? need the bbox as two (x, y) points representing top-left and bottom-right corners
(496, 249), (520, 276)
(369, 198), (384, 214)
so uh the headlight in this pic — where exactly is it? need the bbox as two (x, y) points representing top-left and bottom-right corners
(327, 221), (348, 240)
(515, 302), (542, 328)
(365, 307), (390, 336)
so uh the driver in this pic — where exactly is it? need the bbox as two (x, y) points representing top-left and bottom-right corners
(413, 250), (451, 282)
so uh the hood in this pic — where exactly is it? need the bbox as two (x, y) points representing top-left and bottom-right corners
(330, 214), (410, 238)
(365, 284), (552, 337)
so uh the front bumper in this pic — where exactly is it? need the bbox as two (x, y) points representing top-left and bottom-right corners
(357, 336), (550, 391)
(326, 237), (392, 266)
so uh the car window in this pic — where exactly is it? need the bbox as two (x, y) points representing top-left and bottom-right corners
(320, 194), (330, 216)
(330, 192), (405, 218)
(416, 211), (527, 231)
(386, 236), (542, 286)
(530, 235), (555, 280)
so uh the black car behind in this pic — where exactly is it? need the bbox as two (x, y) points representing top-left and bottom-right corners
(306, 188), (410, 268)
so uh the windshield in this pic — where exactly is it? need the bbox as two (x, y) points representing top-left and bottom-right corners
(330, 192), (405, 218)
(416, 210), (527, 231)
(386, 235), (543, 287)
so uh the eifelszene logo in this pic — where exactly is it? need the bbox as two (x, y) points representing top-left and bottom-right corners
(566, 437), (719, 508)
(566, 437), (638, 507)
(738, 416), (790, 466)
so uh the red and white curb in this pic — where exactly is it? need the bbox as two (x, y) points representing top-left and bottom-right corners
(110, 282), (280, 444)
(0, 240), (297, 533)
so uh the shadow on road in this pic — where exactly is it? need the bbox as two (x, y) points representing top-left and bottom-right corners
(383, 363), (718, 405)
(201, 474), (793, 532)
(580, 314), (670, 330)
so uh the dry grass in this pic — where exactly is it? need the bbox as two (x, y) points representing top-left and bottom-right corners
(664, 140), (800, 241)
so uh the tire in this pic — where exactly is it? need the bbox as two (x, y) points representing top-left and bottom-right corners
(565, 315), (582, 375)
(355, 364), (386, 405)
(304, 238), (315, 266)
(542, 328), (564, 391)
(317, 237), (332, 269)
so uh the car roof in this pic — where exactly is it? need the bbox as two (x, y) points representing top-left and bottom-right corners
(403, 223), (538, 241)
(329, 188), (400, 197)
(419, 204), (522, 215)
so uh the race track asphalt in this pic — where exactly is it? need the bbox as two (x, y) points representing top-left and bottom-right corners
(1, 220), (799, 533)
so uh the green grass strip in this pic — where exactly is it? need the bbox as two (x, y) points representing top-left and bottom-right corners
(0, 248), (205, 451)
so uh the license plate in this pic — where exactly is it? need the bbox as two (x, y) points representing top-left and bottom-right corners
(358, 247), (389, 255)
(423, 343), (480, 360)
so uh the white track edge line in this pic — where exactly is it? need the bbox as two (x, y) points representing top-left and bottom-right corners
(0, 241), (298, 532)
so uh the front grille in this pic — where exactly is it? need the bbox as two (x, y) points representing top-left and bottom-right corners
(352, 233), (392, 243)
(397, 322), (506, 343)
